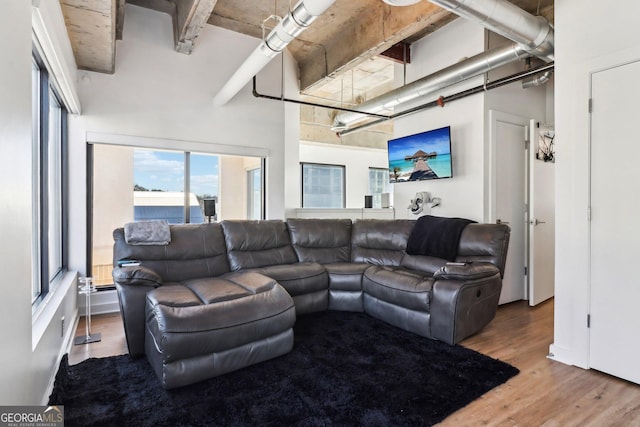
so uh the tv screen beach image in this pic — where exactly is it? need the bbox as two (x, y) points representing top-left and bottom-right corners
(388, 126), (452, 183)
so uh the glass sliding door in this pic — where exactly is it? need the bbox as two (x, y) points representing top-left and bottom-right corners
(92, 144), (136, 287)
(133, 149), (185, 223)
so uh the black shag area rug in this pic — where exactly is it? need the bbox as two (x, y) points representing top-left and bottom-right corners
(49, 311), (518, 426)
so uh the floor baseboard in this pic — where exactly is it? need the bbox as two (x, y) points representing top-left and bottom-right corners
(42, 308), (79, 405)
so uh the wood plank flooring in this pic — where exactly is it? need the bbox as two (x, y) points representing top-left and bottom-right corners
(69, 300), (640, 426)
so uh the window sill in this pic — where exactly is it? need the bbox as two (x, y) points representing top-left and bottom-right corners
(32, 270), (77, 351)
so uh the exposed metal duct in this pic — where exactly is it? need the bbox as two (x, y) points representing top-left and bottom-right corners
(212, 0), (335, 107)
(337, 62), (553, 136)
(331, 0), (554, 131)
(428, 0), (554, 61)
(331, 43), (529, 131)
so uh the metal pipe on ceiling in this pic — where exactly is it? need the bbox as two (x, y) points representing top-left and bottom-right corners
(428, 0), (554, 61)
(331, 0), (554, 132)
(331, 42), (529, 131)
(522, 70), (553, 89)
(251, 77), (393, 119)
(212, 0), (335, 107)
(337, 62), (554, 136)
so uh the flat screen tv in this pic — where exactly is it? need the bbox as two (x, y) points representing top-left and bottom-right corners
(387, 126), (453, 183)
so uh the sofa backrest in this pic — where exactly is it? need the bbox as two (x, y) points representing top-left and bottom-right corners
(351, 219), (414, 266)
(112, 223), (230, 282)
(221, 220), (298, 271)
(286, 218), (352, 264)
(455, 223), (511, 277)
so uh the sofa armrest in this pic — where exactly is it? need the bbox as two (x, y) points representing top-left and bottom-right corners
(433, 262), (500, 281)
(112, 266), (162, 358)
(112, 265), (163, 287)
(430, 267), (502, 344)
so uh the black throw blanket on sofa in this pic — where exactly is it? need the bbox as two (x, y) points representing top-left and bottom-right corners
(406, 215), (476, 261)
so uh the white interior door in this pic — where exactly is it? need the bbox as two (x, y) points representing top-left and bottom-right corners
(589, 60), (640, 384)
(491, 111), (528, 304)
(528, 122), (555, 306)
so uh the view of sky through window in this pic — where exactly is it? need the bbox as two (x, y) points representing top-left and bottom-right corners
(133, 149), (219, 197)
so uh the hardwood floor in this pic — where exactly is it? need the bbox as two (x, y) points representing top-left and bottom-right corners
(69, 300), (640, 426)
(69, 312), (128, 365)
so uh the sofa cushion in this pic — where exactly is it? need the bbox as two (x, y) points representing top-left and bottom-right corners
(251, 262), (328, 297)
(351, 220), (414, 266)
(113, 223), (230, 282)
(221, 220), (298, 270)
(287, 218), (352, 263)
(324, 263), (369, 291)
(362, 266), (433, 312)
(146, 272), (295, 363)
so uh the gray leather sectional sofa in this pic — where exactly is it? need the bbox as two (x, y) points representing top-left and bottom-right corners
(112, 218), (509, 389)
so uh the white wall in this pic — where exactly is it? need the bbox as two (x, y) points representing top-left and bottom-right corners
(299, 142), (388, 209)
(551, 0), (640, 368)
(392, 19), (487, 221)
(68, 4), (299, 274)
(391, 18), (549, 224)
(0, 1), (78, 405)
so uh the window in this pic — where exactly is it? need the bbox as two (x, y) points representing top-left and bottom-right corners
(368, 168), (390, 209)
(133, 149), (187, 224)
(301, 163), (345, 208)
(90, 145), (263, 287)
(247, 167), (262, 220)
(190, 153), (219, 222)
(32, 52), (68, 306)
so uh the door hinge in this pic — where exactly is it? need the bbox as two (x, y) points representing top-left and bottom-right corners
(587, 207), (592, 221)
(524, 266), (528, 276)
(588, 98), (593, 113)
(587, 314), (591, 328)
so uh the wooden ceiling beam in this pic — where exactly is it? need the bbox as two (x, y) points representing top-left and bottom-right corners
(116, 0), (125, 40)
(174, 0), (218, 54)
(59, 0), (117, 74)
(296, 2), (453, 91)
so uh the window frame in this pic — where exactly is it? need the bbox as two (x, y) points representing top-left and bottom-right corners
(300, 162), (346, 208)
(32, 49), (68, 308)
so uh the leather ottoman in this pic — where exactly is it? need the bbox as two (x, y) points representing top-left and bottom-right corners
(145, 272), (296, 389)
